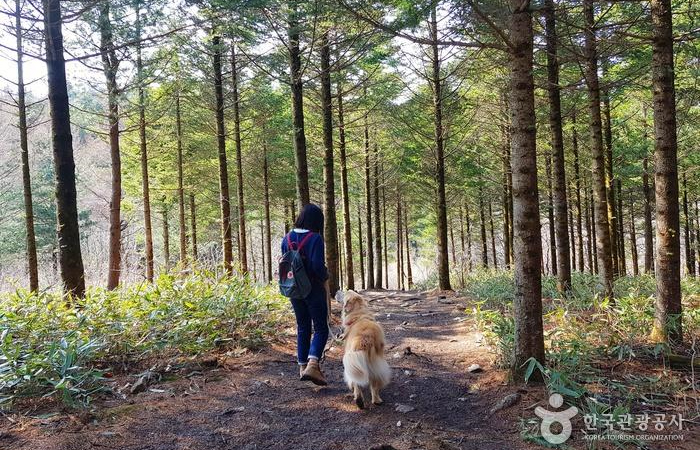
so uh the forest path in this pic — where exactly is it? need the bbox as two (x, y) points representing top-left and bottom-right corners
(2, 290), (536, 450)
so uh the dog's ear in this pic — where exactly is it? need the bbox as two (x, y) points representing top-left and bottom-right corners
(335, 290), (345, 304)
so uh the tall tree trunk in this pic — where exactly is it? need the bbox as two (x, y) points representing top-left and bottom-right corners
(630, 193), (639, 276)
(695, 200), (700, 276)
(263, 140), (272, 282)
(320, 32), (339, 294)
(337, 225), (344, 289)
(571, 111), (585, 271)
(509, 0), (544, 381)
(404, 202), (413, 288)
(544, 0), (571, 291)
(590, 183), (599, 274)
(43, 0), (85, 297)
(651, 0), (682, 344)
(99, 2), (121, 290)
(260, 220), (266, 282)
(465, 202), (473, 272)
(358, 204), (365, 289)
(488, 201), (497, 270)
(162, 208), (170, 271)
(602, 88), (619, 277)
(288, 1), (310, 205)
(459, 202), (466, 285)
(617, 179), (626, 275)
(364, 115), (374, 289)
(136, 4), (153, 282)
(568, 189), (576, 272)
(682, 174), (695, 276)
(545, 153), (557, 275)
(478, 184), (488, 268)
(430, 7), (451, 290)
(16, 0), (39, 292)
(212, 35), (233, 273)
(584, 182), (594, 273)
(396, 189), (403, 290)
(643, 157), (655, 273)
(231, 44), (248, 273)
(337, 76), (354, 290)
(583, 0), (614, 299)
(175, 79), (187, 265)
(502, 128), (512, 269)
(190, 193), (198, 261)
(382, 174), (389, 288)
(373, 143), (383, 288)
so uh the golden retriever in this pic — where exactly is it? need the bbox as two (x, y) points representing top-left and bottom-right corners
(337, 290), (391, 409)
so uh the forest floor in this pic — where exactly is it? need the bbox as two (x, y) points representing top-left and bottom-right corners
(0, 290), (696, 450)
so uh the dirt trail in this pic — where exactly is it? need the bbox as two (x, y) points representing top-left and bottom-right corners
(1, 290), (537, 450)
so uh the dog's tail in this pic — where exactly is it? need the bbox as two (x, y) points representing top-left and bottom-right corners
(343, 349), (370, 388)
(343, 336), (391, 389)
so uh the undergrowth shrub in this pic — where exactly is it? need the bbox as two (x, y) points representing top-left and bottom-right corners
(0, 270), (288, 408)
(465, 270), (700, 443)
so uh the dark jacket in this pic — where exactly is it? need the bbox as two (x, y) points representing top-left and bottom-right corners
(281, 229), (328, 285)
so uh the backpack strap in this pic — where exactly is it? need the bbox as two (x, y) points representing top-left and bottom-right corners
(287, 231), (314, 251)
(297, 232), (314, 251)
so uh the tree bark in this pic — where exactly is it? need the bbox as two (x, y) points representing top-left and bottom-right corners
(602, 88), (619, 277)
(373, 143), (382, 289)
(260, 220), (266, 282)
(545, 152), (557, 275)
(643, 157), (655, 273)
(404, 201), (413, 288)
(212, 35), (233, 273)
(288, 1), (310, 206)
(231, 43), (248, 273)
(337, 76), (354, 290)
(459, 202), (466, 285)
(509, 0), (545, 381)
(584, 181), (593, 273)
(583, 0), (614, 299)
(478, 183), (488, 268)
(382, 173), (389, 288)
(590, 183), (599, 274)
(320, 32), (339, 294)
(396, 189), (403, 290)
(16, 0), (39, 292)
(100, 3), (122, 290)
(568, 188), (576, 272)
(17, 0), (39, 291)
(630, 193), (639, 276)
(190, 193), (198, 261)
(488, 201), (497, 270)
(263, 139), (272, 282)
(135, 3), (154, 282)
(571, 111), (585, 271)
(682, 174), (695, 277)
(465, 201), (473, 272)
(502, 126), (512, 269)
(358, 203), (366, 290)
(544, 0), (571, 291)
(162, 208), (170, 271)
(696, 200), (700, 276)
(175, 78), (187, 266)
(650, 0), (682, 344)
(616, 179), (626, 275)
(44, 0), (85, 297)
(430, 7), (451, 290)
(364, 114), (374, 289)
